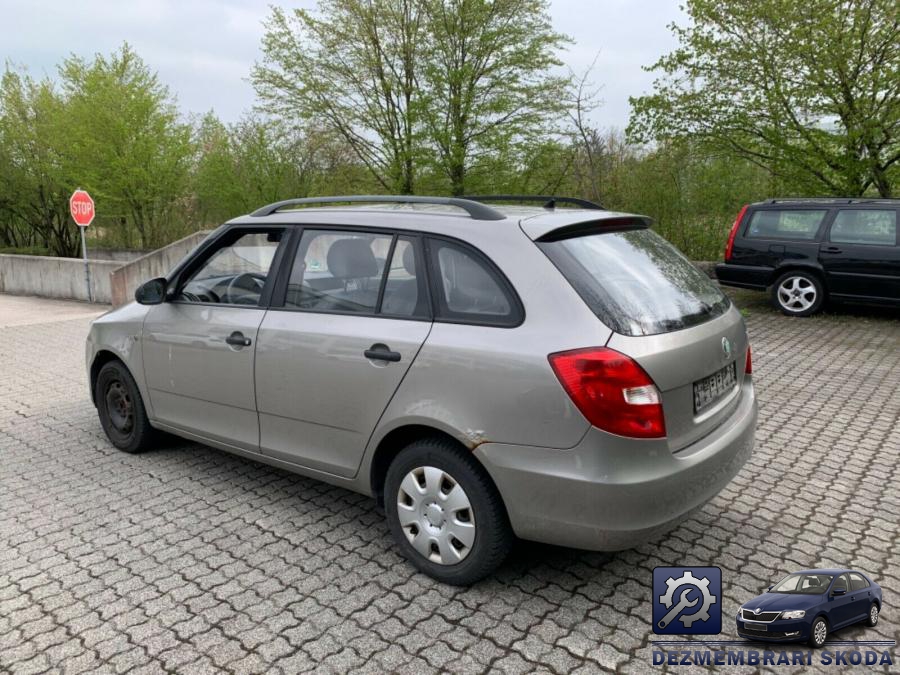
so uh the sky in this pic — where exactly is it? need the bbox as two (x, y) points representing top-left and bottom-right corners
(3, 0), (686, 130)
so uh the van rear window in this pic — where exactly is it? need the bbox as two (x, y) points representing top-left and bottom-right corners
(745, 209), (826, 240)
(538, 230), (731, 336)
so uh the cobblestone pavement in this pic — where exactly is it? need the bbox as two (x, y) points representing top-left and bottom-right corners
(1, 292), (898, 674)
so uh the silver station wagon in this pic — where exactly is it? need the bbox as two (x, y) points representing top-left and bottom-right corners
(87, 195), (757, 584)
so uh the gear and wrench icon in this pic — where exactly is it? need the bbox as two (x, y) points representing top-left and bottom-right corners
(658, 570), (717, 628)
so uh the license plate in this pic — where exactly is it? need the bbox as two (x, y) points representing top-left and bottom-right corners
(693, 362), (737, 413)
(743, 621), (767, 631)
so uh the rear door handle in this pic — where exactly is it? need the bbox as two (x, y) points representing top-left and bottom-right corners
(823, 246), (842, 253)
(225, 331), (252, 347)
(364, 344), (401, 362)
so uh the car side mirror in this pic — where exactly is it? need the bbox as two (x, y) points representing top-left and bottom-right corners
(832, 586), (847, 596)
(767, 586), (773, 592)
(135, 277), (167, 305)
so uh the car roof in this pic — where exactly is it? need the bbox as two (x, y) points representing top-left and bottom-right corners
(226, 203), (652, 242)
(791, 568), (855, 575)
(750, 198), (900, 207)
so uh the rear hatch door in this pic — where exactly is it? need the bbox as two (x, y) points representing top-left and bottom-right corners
(534, 222), (749, 451)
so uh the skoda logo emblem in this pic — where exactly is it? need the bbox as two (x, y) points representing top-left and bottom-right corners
(721, 337), (732, 357)
(754, 608), (762, 615)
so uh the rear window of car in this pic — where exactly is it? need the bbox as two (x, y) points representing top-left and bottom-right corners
(538, 229), (731, 336)
(745, 209), (827, 240)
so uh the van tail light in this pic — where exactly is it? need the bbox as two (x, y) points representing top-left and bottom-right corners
(745, 345), (752, 374)
(724, 204), (749, 261)
(548, 347), (666, 439)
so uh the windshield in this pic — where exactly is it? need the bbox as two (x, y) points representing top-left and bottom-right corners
(538, 229), (731, 336)
(770, 574), (833, 594)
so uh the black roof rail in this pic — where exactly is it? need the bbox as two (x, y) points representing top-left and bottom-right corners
(249, 195), (506, 220)
(766, 197), (900, 204)
(463, 195), (604, 210)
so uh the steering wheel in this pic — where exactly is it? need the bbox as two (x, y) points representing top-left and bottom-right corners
(224, 272), (267, 305)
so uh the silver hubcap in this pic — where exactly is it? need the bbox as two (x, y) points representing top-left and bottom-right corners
(396, 466), (475, 565)
(777, 276), (817, 312)
(814, 620), (826, 645)
(871, 606), (878, 624)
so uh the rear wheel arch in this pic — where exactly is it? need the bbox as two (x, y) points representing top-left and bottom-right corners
(768, 264), (827, 288)
(369, 424), (495, 507)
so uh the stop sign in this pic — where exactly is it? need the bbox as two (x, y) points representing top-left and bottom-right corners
(69, 189), (95, 227)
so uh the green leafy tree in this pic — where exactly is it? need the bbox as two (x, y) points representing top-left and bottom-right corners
(419, 0), (570, 195)
(0, 69), (76, 256)
(58, 44), (193, 248)
(253, 1), (425, 194)
(629, 0), (900, 197)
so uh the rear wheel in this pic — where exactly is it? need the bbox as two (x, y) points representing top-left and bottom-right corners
(384, 437), (513, 585)
(808, 616), (828, 648)
(772, 271), (825, 316)
(867, 602), (879, 627)
(95, 360), (155, 453)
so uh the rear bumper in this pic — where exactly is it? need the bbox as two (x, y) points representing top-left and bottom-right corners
(475, 382), (756, 551)
(715, 263), (772, 290)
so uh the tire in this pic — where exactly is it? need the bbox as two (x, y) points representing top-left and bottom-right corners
(95, 360), (156, 453)
(867, 602), (879, 627)
(384, 437), (513, 585)
(771, 271), (825, 317)
(808, 616), (828, 648)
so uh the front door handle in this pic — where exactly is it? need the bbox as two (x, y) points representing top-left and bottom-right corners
(823, 246), (842, 253)
(364, 343), (401, 362)
(225, 331), (251, 347)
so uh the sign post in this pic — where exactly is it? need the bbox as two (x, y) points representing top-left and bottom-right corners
(69, 189), (95, 302)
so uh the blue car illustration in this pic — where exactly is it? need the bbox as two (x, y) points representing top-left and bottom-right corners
(736, 569), (882, 648)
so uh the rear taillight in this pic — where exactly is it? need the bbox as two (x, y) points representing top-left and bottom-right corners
(548, 347), (666, 439)
(745, 345), (752, 374)
(724, 204), (749, 261)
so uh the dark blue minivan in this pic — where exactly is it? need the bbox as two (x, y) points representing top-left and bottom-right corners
(736, 569), (883, 647)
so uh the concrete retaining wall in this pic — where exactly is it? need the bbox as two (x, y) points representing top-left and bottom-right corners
(109, 231), (212, 307)
(0, 254), (120, 303)
(87, 248), (149, 262)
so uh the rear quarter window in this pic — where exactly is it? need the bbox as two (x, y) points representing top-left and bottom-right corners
(745, 209), (827, 240)
(538, 229), (731, 336)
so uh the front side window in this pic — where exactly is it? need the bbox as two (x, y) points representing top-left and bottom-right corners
(428, 239), (519, 325)
(770, 573), (833, 594)
(179, 230), (283, 305)
(745, 209), (827, 240)
(830, 209), (897, 246)
(848, 573), (869, 591)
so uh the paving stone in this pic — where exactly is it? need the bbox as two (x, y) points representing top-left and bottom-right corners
(0, 292), (898, 674)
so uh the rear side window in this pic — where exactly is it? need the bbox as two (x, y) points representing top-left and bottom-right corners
(427, 239), (520, 326)
(745, 209), (826, 240)
(539, 229), (731, 336)
(830, 209), (897, 246)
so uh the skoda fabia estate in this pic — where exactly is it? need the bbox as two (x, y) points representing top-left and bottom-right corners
(737, 569), (883, 647)
(87, 195), (757, 584)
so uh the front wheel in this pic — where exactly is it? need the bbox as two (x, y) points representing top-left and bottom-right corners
(771, 271), (825, 317)
(384, 437), (513, 585)
(808, 616), (828, 648)
(95, 360), (155, 453)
